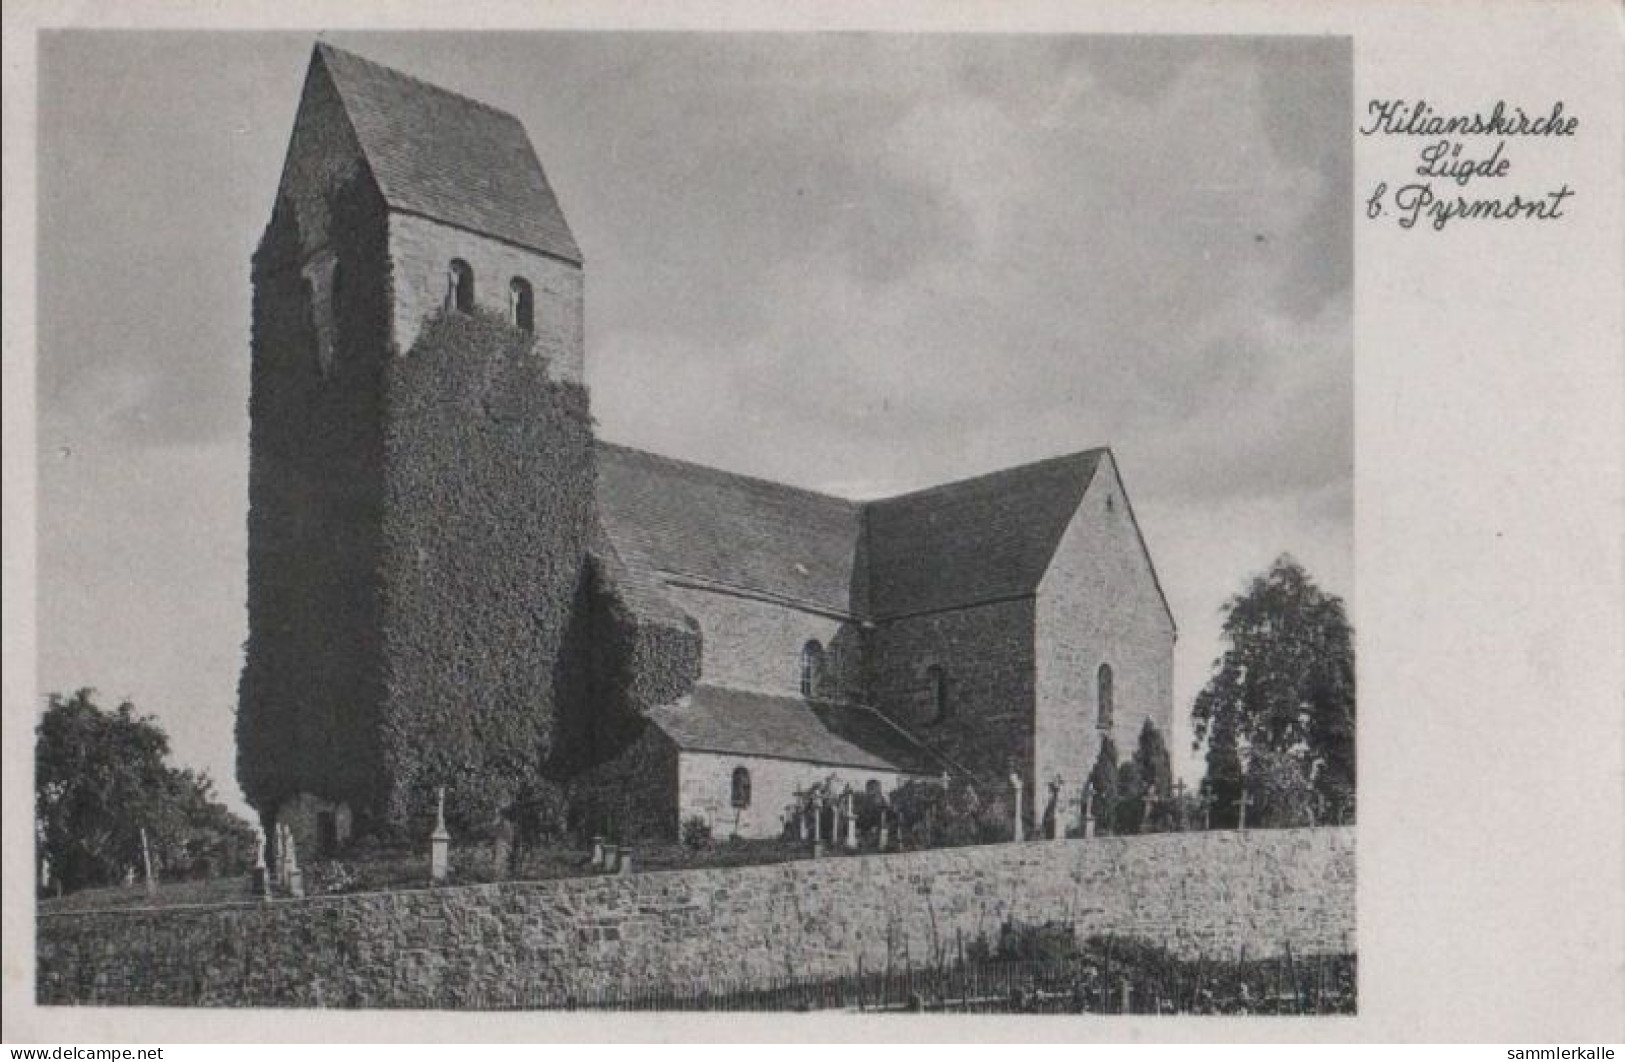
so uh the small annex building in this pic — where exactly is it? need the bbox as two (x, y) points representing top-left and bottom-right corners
(239, 44), (1178, 853)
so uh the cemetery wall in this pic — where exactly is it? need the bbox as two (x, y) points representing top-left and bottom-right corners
(36, 827), (1354, 1007)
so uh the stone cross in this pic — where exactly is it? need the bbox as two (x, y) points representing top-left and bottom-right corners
(1047, 778), (1064, 840)
(590, 835), (605, 870)
(1237, 788), (1252, 832)
(1199, 787), (1214, 831)
(1083, 786), (1096, 839)
(1009, 771), (1024, 843)
(430, 786), (452, 883)
(878, 807), (890, 851)
(812, 795), (825, 856)
(1141, 783), (1158, 832)
(843, 791), (859, 851)
(1171, 780), (1188, 832)
(139, 826), (157, 898)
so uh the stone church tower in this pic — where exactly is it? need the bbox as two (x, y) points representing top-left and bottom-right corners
(237, 44), (598, 851)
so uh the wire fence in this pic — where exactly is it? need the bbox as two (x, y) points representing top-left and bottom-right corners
(41, 939), (1355, 1013)
(470, 946), (1356, 1015)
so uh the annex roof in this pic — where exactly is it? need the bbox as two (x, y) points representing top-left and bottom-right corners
(647, 686), (936, 775)
(314, 44), (582, 263)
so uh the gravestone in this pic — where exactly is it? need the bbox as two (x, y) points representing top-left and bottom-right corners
(1010, 771), (1024, 842)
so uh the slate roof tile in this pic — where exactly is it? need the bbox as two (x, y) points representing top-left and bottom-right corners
(648, 686), (936, 775)
(316, 44), (581, 263)
(595, 442), (1106, 621)
(863, 450), (1105, 618)
(595, 442), (865, 616)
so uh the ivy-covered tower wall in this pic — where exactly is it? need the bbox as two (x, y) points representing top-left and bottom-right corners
(238, 47), (598, 848)
(376, 312), (595, 836)
(237, 53), (394, 837)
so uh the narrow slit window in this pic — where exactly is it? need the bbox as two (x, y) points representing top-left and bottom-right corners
(509, 277), (535, 332)
(447, 259), (474, 314)
(731, 766), (752, 809)
(926, 665), (948, 724)
(1097, 663), (1114, 730)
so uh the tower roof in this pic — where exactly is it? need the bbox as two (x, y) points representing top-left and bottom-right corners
(313, 43), (582, 264)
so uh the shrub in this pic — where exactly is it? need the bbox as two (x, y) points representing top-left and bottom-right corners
(305, 860), (359, 895)
(993, 920), (1082, 963)
(680, 815), (713, 851)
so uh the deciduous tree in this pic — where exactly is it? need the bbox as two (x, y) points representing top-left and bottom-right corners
(1192, 555), (1356, 825)
(36, 690), (257, 893)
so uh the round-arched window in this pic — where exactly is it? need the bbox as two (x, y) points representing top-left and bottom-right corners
(800, 640), (823, 698)
(730, 766), (752, 809)
(447, 259), (474, 314)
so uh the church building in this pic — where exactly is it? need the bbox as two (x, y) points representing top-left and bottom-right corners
(237, 45), (1176, 852)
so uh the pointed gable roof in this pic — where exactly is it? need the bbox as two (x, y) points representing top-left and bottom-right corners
(313, 44), (581, 264)
(595, 442), (1113, 621)
(863, 450), (1106, 619)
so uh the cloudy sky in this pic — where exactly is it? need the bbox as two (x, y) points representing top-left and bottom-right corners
(36, 31), (1350, 811)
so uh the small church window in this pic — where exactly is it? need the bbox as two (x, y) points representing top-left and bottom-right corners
(1106, 493), (1115, 513)
(447, 259), (475, 314)
(926, 665), (948, 724)
(800, 640), (823, 697)
(1097, 663), (1114, 730)
(731, 766), (752, 809)
(509, 277), (535, 332)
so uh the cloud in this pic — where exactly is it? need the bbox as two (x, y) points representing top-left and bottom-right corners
(590, 36), (1351, 515)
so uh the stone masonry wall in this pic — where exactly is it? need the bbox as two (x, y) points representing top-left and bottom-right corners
(677, 751), (918, 840)
(667, 586), (865, 701)
(388, 213), (584, 382)
(37, 828), (1353, 1008)
(871, 598), (1037, 807)
(1034, 453), (1177, 817)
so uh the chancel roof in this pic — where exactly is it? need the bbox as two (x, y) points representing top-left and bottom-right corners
(862, 451), (1106, 618)
(314, 44), (582, 263)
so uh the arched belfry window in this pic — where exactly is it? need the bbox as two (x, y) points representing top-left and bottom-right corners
(926, 665), (949, 724)
(730, 766), (752, 809)
(1096, 663), (1115, 731)
(800, 640), (823, 698)
(509, 277), (535, 332)
(447, 259), (474, 314)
